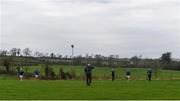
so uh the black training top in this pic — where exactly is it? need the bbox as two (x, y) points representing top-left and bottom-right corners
(84, 66), (94, 75)
(19, 71), (24, 75)
(126, 71), (130, 75)
(147, 70), (152, 75)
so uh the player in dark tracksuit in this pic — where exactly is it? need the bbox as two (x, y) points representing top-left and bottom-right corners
(147, 69), (153, 81)
(126, 70), (131, 81)
(34, 69), (40, 79)
(111, 69), (115, 81)
(84, 64), (94, 86)
(19, 69), (24, 80)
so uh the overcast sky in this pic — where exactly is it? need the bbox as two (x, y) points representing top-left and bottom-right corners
(0, 0), (180, 58)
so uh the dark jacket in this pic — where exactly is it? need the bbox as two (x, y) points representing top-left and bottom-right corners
(34, 70), (40, 75)
(111, 70), (115, 76)
(19, 71), (24, 75)
(126, 71), (130, 76)
(147, 70), (152, 75)
(84, 66), (94, 75)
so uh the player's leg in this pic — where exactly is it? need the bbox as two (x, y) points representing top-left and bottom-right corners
(89, 75), (92, 86)
(86, 75), (89, 85)
(127, 75), (130, 81)
(148, 75), (151, 81)
(112, 75), (114, 81)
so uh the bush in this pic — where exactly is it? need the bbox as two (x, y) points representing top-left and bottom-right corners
(49, 68), (56, 80)
(59, 68), (66, 80)
(3, 59), (10, 73)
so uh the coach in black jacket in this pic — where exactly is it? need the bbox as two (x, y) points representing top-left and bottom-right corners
(84, 64), (94, 86)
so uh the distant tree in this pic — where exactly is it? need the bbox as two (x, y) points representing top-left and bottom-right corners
(74, 55), (82, 65)
(38, 52), (44, 57)
(0, 50), (8, 56)
(131, 56), (139, 61)
(50, 53), (56, 58)
(34, 51), (44, 57)
(64, 55), (68, 59)
(161, 52), (172, 63)
(34, 51), (40, 57)
(95, 54), (103, 66)
(85, 54), (89, 59)
(115, 55), (119, 59)
(23, 48), (32, 57)
(10, 48), (17, 56)
(131, 56), (139, 67)
(108, 55), (115, 67)
(17, 48), (21, 56)
(57, 54), (62, 59)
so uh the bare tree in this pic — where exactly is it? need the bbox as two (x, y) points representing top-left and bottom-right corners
(0, 50), (8, 56)
(34, 51), (40, 57)
(10, 48), (17, 56)
(161, 52), (172, 63)
(57, 54), (62, 59)
(34, 51), (44, 57)
(115, 55), (119, 59)
(95, 54), (103, 66)
(50, 53), (56, 58)
(17, 48), (21, 56)
(23, 48), (32, 57)
(37, 52), (44, 57)
(108, 55), (115, 67)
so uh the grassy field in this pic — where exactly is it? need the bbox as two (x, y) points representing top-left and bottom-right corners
(1, 65), (180, 100)
(1, 65), (180, 80)
(0, 80), (180, 100)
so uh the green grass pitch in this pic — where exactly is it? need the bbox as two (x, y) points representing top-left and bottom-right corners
(0, 80), (180, 100)
(1, 65), (180, 100)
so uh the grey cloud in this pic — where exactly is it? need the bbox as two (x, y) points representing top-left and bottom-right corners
(0, 0), (180, 58)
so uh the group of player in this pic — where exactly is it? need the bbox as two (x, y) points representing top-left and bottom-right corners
(111, 68), (131, 81)
(17, 64), (153, 86)
(18, 68), (40, 80)
(84, 64), (153, 86)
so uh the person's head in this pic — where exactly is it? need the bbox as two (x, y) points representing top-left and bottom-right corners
(87, 64), (91, 66)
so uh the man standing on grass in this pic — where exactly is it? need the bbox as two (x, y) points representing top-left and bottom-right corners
(147, 68), (153, 81)
(126, 69), (131, 81)
(84, 64), (94, 86)
(34, 69), (40, 79)
(19, 69), (24, 81)
(111, 68), (115, 81)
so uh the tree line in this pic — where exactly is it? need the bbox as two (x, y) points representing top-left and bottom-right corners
(0, 48), (180, 71)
